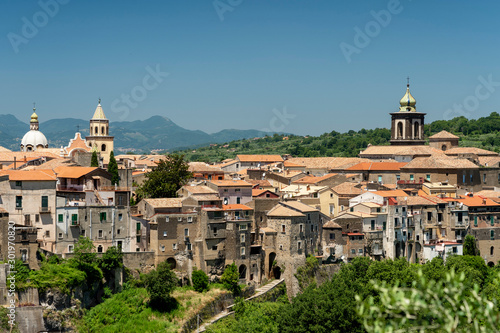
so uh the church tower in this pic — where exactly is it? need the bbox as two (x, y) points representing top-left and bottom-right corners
(390, 80), (426, 146)
(86, 99), (114, 165)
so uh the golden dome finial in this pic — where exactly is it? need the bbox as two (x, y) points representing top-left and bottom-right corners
(399, 78), (416, 112)
(30, 103), (39, 123)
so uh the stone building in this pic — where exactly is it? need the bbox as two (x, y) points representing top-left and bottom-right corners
(428, 130), (459, 151)
(86, 100), (114, 165)
(207, 180), (253, 205)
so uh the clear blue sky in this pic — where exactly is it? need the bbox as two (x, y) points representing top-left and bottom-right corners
(1, 0), (500, 136)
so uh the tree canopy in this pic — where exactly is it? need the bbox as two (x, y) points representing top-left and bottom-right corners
(136, 154), (192, 199)
(107, 151), (120, 185)
(91, 151), (99, 167)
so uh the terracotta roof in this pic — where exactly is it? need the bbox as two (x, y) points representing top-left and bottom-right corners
(0, 151), (61, 162)
(444, 147), (498, 156)
(337, 211), (376, 218)
(346, 162), (407, 171)
(478, 156), (500, 167)
(217, 159), (238, 168)
(474, 190), (500, 198)
(420, 195), (448, 204)
(267, 205), (305, 217)
(401, 156), (479, 169)
(4, 157), (42, 170)
(54, 166), (99, 179)
(332, 182), (363, 196)
(292, 173), (338, 184)
(347, 232), (364, 236)
(282, 201), (318, 212)
(209, 180), (252, 187)
(190, 194), (221, 201)
(284, 160), (305, 167)
(357, 202), (383, 208)
(0, 169), (56, 181)
(182, 185), (218, 194)
(143, 198), (182, 208)
(429, 130), (459, 139)
(223, 204), (253, 211)
(457, 195), (500, 207)
(236, 155), (283, 163)
(360, 145), (445, 157)
(286, 157), (371, 170)
(373, 190), (409, 197)
(323, 220), (341, 229)
(396, 196), (437, 206)
(188, 162), (223, 173)
(23, 158), (76, 170)
(252, 189), (278, 197)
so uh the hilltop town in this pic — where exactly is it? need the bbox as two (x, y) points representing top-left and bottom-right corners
(2, 85), (500, 331)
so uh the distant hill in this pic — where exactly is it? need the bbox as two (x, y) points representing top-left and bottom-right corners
(0, 114), (269, 152)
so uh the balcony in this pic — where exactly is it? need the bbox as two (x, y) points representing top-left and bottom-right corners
(57, 184), (86, 192)
(40, 206), (51, 214)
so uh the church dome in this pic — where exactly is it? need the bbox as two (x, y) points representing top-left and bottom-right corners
(399, 84), (416, 112)
(21, 130), (48, 150)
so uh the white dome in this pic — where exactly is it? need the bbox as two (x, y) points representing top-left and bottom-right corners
(21, 130), (48, 151)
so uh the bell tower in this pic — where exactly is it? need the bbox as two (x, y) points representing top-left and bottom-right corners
(390, 79), (426, 146)
(86, 99), (114, 165)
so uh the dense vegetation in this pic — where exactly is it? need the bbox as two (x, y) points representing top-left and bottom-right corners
(174, 113), (500, 162)
(207, 255), (500, 333)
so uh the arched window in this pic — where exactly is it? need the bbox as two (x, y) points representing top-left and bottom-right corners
(414, 122), (419, 139)
(101, 127), (105, 135)
(95, 127), (98, 135)
(442, 145), (447, 151)
(491, 246), (494, 256)
(397, 122), (403, 139)
(106, 127), (109, 135)
(101, 144), (106, 152)
(98, 245), (103, 253)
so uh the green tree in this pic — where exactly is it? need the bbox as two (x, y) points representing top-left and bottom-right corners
(357, 270), (500, 333)
(221, 263), (240, 296)
(464, 234), (480, 256)
(145, 260), (178, 310)
(91, 151), (99, 167)
(107, 151), (120, 185)
(100, 246), (123, 282)
(70, 236), (103, 284)
(192, 269), (209, 292)
(136, 154), (192, 199)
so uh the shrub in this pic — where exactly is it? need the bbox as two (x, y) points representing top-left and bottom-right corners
(192, 269), (209, 292)
(145, 261), (178, 310)
(221, 263), (240, 296)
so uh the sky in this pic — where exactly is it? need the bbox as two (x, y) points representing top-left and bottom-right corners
(1, 0), (500, 136)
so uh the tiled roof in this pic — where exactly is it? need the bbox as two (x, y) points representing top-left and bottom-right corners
(0, 151), (61, 162)
(346, 162), (407, 171)
(209, 180), (252, 187)
(373, 190), (409, 197)
(474, 190), (500, 198)
(401, 156), (479, 169)
(444, 147), (498, 156)
(182, 185), (218, 194)
(429, 130), (459, 139)
(143, 198), (182, 208)
(54, 166), (99, 179)
(457, 195), (500, 207)
(246, 179), (272, 187)
(286, 157), (370, 170)
(360, 145), (445, 157)
(252, 189), (277, 197)
(267, 205), (305, 217)
(24, 158), (77, 170)
(396, 196), (437, 206)
(292, 173), (338, 184)
(332, 182), (363, 196)
(223, 204), (253, 211)
(282, 201), (318, 212)
(478, 156), (500, 167)
(259, 227), (277, 234)
(284, 160), (305, 167)
(190, 194), (221, 201)
(188, 162), (223, 173)
(0, 169), (56, 181)
(236, 154), (283, 163)
(323, 220), (341, 229)
(336, 211), (375, 218)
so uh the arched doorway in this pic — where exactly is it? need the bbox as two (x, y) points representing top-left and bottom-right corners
(272, 265), (281, 279)
(268, 252), (276, 278)
(488, 261), (495, 268)
(239, 264), (247, 279)
(167, 257), (177, 269)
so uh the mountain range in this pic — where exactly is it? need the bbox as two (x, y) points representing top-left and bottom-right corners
(0, 114), (269, 153)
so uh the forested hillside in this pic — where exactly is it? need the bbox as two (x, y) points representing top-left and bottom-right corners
(176, 113), (500, 162)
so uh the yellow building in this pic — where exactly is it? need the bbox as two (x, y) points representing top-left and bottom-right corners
(86, 99), (114, 165)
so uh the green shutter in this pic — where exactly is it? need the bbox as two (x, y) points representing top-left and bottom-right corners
(72, 214), (78, 222)
(474, 216), (478, 227)
(58, 214), (63, 222)
(491, 216), (495, 226)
